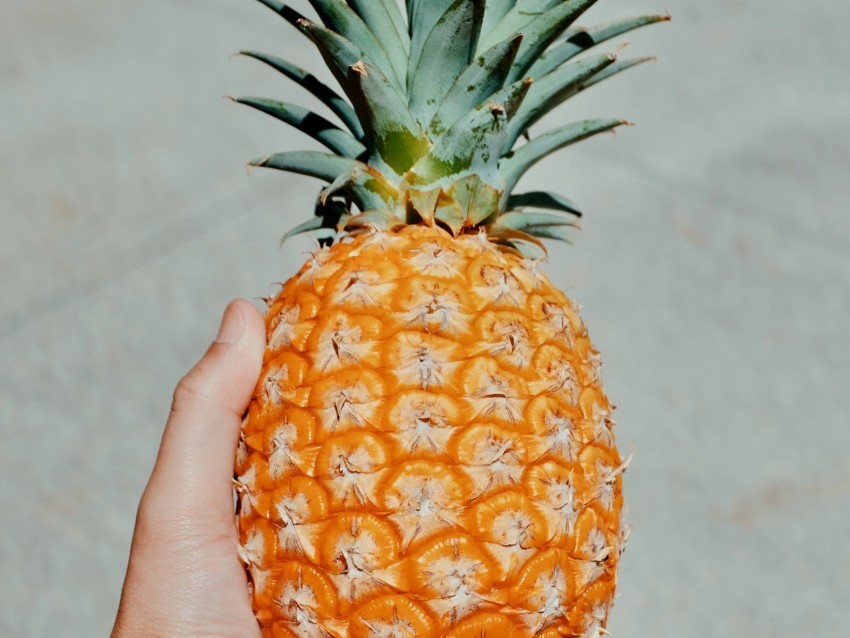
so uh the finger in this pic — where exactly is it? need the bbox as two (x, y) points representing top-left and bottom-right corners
(141, 299), (266, 525)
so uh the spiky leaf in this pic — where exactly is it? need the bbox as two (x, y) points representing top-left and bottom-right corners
(371, 0), (410, 53)
(408, 0), (485, 124)
(250, 151), (398, 210)
(242, 0), (667, 239)
(282, 217), (328, 240)
(507, 190), (583, 217)
(480, 0), (517, 37)
(428, 33), (523, 137)
(500, 118), (627, 191)
(253, 0), (307, 29)
(305, 0), (404, 90)
(434, 174), (502, 231)
(232, 97), (366, 158)
(516, 223), (576, 241)
(300, 20), (372, 93)
(494, 210), (580, 230)
(282, 210), (343, 242)
(578, 56), (656, 91)
(406, 187), (442, 224)
(478, 0), (564, 52)
(506, 0), (600, 82)
(346, 0), (409, 63)
(346, 61), (431, 175)
(505, 52), (617, 149)
(530, 14), (671, 77)
(239, 51), (363, 138)
(408, 78), (532, 188)
(406, 0), (455, 91)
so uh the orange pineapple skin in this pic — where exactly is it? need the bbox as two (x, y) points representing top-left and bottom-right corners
(236, 226), (625, 638)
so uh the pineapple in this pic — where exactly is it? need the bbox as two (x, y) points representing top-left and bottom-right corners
(233, 1), (666, 636)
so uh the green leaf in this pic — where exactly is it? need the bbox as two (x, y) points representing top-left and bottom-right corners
(500, 118), (627, 191)
(494, 210), (580, 229)
(301, 18), (428, 172)
(347, 0), (410, 65)
(519, 224), (576, 241)
(492, 210), (580, 250)
(430, 177), (502, 234)
(433, 198), (467, 235)
(409, 78), (532, 187)
(319, 166), (367, 203)
(250, 151), (397, 210)
(506, 0), (600, 83)
(299, 20), (371, 94)
(238, 51), (363, 139)
(406, 187), (441, 223)
(346, 61), (431, 175)
(578, 56), (656, 91)
(428, 33), (523, 137)
(480, 0), (517, 39)
(406, 0), (455, 92)
(304, 0), (404, 90)
(373, 0), (411, 53)
(492, 215), (577, 246)
(405, 0), (418, 27)
(253, 0), (307, 29)
(446, 174), (502, 226)
(529, 14), (671, 77)
(232, 97), (366, 158)
(505, 52), (617, 149)
(282, 215), (336, 243)
(408, 0), (485, 124)
(477, 0), (564, 52)
(251, 150), (352, 181)
(507, 191), (582, 217)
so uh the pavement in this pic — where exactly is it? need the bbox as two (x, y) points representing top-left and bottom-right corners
(1, 0), (848, 636)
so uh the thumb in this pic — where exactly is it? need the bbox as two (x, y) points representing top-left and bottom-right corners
(141, 299), (266, 526)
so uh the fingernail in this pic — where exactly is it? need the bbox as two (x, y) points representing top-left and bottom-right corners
(215, 301), (245, 344)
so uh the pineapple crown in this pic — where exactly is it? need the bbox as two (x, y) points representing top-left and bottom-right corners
(238, 0), (668, 254)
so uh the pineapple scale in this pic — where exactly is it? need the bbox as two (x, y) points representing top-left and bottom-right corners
(237, 225), (625, 638)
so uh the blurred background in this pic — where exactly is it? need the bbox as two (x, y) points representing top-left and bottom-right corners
(1, 0), (849, 635)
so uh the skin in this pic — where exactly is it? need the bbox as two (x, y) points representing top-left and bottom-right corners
(111, 299), (266, 638)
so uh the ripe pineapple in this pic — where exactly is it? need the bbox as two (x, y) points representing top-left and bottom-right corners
(233, 1), (666, 636)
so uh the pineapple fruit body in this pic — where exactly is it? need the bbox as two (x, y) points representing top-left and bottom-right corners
(236, 226), (625, 637)
(231, 1), (666, 634)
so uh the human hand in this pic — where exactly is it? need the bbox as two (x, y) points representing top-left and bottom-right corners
(112, 299), (265, 638)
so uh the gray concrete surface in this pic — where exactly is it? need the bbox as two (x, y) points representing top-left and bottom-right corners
(1, 0), (848, 635)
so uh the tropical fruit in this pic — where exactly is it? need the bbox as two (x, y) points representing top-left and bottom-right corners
(233, 1), (665, 636)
